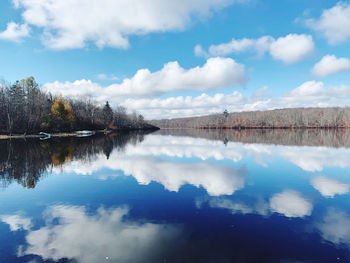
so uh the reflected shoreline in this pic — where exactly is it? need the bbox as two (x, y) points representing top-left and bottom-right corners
(0, 131), (150, 189)
(1, 128), (350, 189)
(155, 128), (350, 148)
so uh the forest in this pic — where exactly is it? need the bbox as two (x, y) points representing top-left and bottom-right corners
(0, 76), (156, 135)
(150, 107), (350, 129)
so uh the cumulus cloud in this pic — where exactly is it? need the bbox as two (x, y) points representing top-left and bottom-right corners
(0, 22), (30, 42)
(128, 81), (350, 119)
(306, 2), (350, 45)
(311, 55), (350, 77)
(269, 190), (313, 218)
(310, 176), (350, 198)
(123, 91), (244, 118)
(281, 81), (350, 106)
(43, 79), (105, 100)
(196, 34), (314, 64)
(43, 57), (247, 101)
(11, 0), (240, 49)
(19, 205), (179, 263)
(269, 34), (315, 64)
(43, 74), (350, 119)
(208, 36), (274, 57)
(0, 214), (32, 231)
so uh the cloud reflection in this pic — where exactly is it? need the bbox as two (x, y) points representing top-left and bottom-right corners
(16, 205), (180, 263)
(0, 214), (32, 231)
(53, 135), (350, 193)
(125, 135), (350, 172)
(205, 197), (270, 216)
(316, 208), (350, 247)
(311, 176), (350, 198)
(270, 190), (313, 218)
(61, 154), (247, 196)
(202, 190), (313, 218)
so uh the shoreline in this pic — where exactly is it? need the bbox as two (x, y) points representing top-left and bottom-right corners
(0, 132), (102, 140)
(0, 128), (159, 140)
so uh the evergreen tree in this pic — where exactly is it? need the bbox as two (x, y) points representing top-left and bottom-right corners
(102, 101), (113, 128)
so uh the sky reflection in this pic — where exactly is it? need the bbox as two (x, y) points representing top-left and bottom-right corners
(4, 206), (180, 263)
(0, 130), (349, 262)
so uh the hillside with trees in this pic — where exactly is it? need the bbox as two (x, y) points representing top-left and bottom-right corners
(0, 77), (156, 135)
(150, 108), (350, 129)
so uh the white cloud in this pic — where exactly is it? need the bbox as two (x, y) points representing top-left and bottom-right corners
(43, 79), (106, 100)
(269, 190), (312, 218)
(11, 0), (240, 49)
(281, 81), (350, 106)
(20, 205), (179, 263)
(208, 36), (274, 57)
(105, 57), (247, 97)
(194, 44), (209, 58)
(269, 34), (314, 64)
(316, 208), (350, 247)
(43, 57), (247, 101)
(43, 73), (350, 119)
(306, 2), (350, 45)
(310, 176), (350, 198)
(197, 34), (314, 64)
(209, 38), (255, 56)
(0, 22), (30, 42)
(0, 214), (32, 231)
(127, 81), (350, 119)
(311, 55), (350, 77)
(123, 91), (244, 118)
(97, 73), (119, 81)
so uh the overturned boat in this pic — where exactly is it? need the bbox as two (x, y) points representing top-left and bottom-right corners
(74, 130), (96, 137)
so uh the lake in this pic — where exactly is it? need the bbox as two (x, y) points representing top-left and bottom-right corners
(0, 129), (349, 263)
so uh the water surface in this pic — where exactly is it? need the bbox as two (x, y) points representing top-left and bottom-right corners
(0, 129), (350, 263)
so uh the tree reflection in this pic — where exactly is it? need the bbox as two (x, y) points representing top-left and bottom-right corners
(155, 128), (350, 148)
(0, 131), (149, 189)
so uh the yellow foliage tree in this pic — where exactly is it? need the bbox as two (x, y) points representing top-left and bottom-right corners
(51, 97), (75, 130)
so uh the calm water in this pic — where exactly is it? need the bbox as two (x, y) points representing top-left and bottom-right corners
(0, 129), (350, 263)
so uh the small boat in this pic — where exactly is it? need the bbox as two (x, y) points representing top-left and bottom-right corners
(74, 130), (96, 137)
(39, 132), (51, 140)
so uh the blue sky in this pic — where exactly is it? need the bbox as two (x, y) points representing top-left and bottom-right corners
(0, 0), (350, 119)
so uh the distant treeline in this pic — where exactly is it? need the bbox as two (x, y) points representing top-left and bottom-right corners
(0, 76), (156, 135)
(150, 108), (350, 129)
